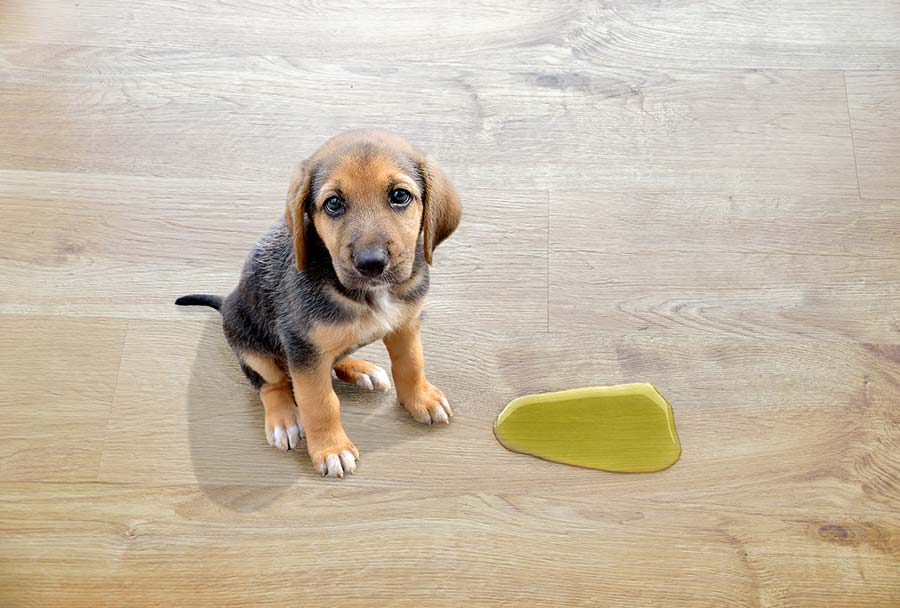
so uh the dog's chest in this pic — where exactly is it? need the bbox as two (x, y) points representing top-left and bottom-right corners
(355, 289), (406, 343)
(312, 290), (411, 358)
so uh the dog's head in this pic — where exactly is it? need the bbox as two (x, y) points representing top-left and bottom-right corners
(284, 130), (461, 290)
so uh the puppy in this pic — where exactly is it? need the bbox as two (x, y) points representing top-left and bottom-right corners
(176, 130), (461, 478)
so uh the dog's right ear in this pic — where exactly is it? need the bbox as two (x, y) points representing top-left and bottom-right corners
(284, 161), (313, 270)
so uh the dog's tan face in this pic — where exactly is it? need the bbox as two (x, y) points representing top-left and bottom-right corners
(312, 153), (423, 289)
(286, 131), (461, 290)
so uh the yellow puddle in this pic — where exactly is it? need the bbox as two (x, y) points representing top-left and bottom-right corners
(493, 383), (682, 473)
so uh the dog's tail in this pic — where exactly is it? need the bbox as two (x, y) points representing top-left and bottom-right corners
(175, 294), (223, 312)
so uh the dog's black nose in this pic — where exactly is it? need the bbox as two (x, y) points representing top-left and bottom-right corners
(353, 248), (389, 277)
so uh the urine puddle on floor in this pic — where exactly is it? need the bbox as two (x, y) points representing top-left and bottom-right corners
(493, 383), (681, 473)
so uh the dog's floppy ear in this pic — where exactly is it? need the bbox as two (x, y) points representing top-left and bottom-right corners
(417, 155), (461, 265)
(284, 161), (313, 270)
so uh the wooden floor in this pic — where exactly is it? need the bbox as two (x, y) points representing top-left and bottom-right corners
(2, 2), (900, 606)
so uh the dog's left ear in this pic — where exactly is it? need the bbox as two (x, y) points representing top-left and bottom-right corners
(417, 155), (461, 265)
(284, 161), (313, 270)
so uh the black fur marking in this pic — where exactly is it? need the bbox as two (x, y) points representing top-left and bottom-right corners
(399, 273), (430, 303)
(281, 330), (318, 370)
(216, 219), (351, 374)
(223, 291), (283, 358)
(239, 363), (265, 390)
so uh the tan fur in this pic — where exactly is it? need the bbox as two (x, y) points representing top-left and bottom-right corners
(259, 381), (299, 435)
(241, 351), (286, 384)
(285, 130), (460, 271)
(312, 154), (423, 283)
(284, 161), (313, 269)
(290, 365), (357, 471)
(241, 352), (300, 447)
(383, 317), (449, 423)
(333, 357), (383, 384)
(310, 295), (417, 360)
(417, 155), (462, 264)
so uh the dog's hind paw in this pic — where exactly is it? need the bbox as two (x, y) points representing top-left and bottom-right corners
(355, 366), (391, 392)
(332, 358), (391, 393)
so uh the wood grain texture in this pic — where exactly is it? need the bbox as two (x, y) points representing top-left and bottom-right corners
(3, 1), (899, 69)
(2, 1), (900, 606)
(0, 316), (127, 482)
(846, 72), (900, 198)
(549, 192), (900, 342)
(0, 52), (859, 193)
(2, 481), (898, 608)
(567, 1), (900, 70)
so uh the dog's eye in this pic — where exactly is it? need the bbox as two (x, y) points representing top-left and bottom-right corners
(323, 196), (345, 217)
(389, 188), (412, 209)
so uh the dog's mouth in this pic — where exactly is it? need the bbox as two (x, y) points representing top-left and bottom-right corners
(335, 263), (408, 291)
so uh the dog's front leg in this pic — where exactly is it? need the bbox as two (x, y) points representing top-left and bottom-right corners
(290, 363), (358, 478)
(383, 318), (453, 425)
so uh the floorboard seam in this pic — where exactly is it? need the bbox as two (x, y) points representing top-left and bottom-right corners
(93, 320), (132, 483)
(841, 70), (864, 199)
(546, 189), (551, 332)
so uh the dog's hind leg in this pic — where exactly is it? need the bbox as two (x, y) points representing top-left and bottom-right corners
(240, 351), (303, 452)
(332, 357), (391, 393)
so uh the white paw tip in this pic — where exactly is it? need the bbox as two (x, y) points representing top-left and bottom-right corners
(287, 424), (301, 449)
(432, 406), (449, 424)
(339, 450), (357, 474)
(272, 426), (288, 451)
(331, 369), (338, 380)
(370, 367), (391, 392)
(356, 374), (374, 391)
(439, 397), (453, 417)
(325, 453), (343, 478)
(412, 410), (432, 425)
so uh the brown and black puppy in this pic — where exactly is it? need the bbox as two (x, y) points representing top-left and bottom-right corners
(176, 130), (461, 478)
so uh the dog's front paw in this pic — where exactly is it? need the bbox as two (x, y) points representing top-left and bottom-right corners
(399, 383), (453, 425)
(306, 431), (359, 478)
(265, 404), (304, 452)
